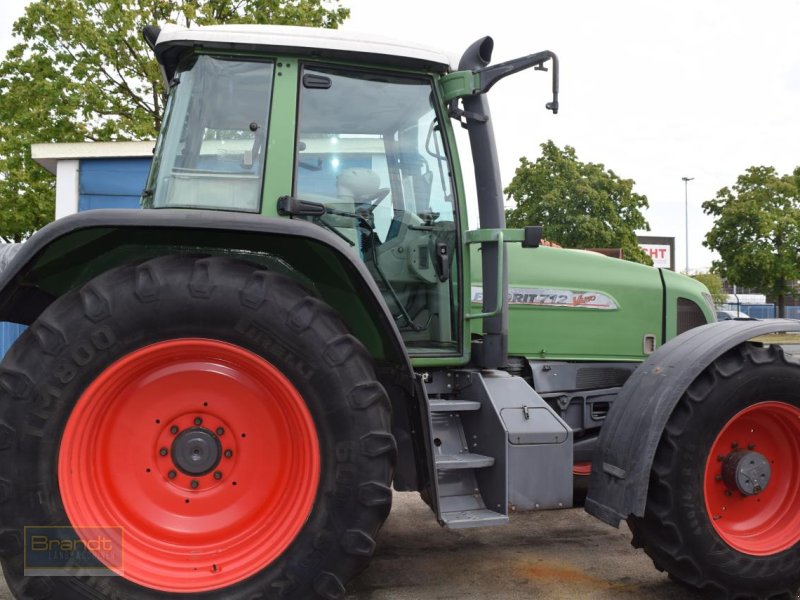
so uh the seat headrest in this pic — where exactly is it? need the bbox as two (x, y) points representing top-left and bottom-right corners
(337, 168), (380, 201)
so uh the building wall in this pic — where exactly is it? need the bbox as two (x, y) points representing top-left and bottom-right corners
(79, 158), (151, 211)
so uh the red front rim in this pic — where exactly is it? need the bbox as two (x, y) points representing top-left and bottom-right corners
(58, 339), (321, 592)
(704, 401), (800, 556)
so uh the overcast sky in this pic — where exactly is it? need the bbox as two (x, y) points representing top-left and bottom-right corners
(2, 0), (799, 272)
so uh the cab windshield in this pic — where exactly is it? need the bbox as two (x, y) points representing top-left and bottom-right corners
(295, 66), (459, 352)
(144, 55), (274, 211)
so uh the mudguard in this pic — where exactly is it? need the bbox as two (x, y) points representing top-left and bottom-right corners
(586, 319), (800, 527)
(0, 209), (406, 361)
(0, 209), (433, 491)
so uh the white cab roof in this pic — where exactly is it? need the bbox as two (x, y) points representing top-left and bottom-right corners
(154, 24), (455, 74)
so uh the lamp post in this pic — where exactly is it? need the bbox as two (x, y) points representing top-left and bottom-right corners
(682, 176), (694, 274)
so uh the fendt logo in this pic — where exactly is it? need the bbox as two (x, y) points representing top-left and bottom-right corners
(471, 286), (619, 310)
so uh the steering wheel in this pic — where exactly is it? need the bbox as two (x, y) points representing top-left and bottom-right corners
(365, 188), (391, 214)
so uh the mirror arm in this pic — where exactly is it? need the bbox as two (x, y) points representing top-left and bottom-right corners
(476, 50), (559, 113)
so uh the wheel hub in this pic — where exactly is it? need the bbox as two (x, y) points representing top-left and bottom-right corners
(156, 412), (235, 492)
(722, 449), (771, 496)
(171, 427), (222, 476)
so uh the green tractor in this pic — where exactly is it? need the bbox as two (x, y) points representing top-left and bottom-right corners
(0, 24), (797, 600)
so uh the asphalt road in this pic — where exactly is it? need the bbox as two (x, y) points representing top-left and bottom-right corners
(346, 492), (703, 600)
(0, 492), (706, 600)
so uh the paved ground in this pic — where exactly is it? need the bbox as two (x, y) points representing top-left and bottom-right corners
(346, 493), (703, 600)
(784, 343), (800, 356)
(0, 492), (704, 600)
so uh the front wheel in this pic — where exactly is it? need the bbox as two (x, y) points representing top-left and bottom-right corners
(629, 343), (800, 599)
(0, 255), (395, 599)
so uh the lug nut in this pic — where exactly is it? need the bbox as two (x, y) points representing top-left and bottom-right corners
(194, 417), (203, 426)
(170, 425), (179, 435)
(216, 427), (225, 436)
(214, 471), (223, 480)
(168, 470), (177, 479)
(159, 447), (169, 457)
(748, 443), (756, 450)
(191, 480), (199, 489)
(224, 449), (233, 459)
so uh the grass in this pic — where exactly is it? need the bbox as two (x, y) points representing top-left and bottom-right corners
(750, 333), (800, 344)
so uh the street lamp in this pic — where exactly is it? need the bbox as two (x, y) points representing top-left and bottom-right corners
(682, 176), (694, 274)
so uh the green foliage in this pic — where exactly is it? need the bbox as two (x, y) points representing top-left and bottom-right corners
(692, 272), (727, 306)
(0, 51), (86, 242)
(702, 165), (800, 316)
(505, 141), (652, 265)
(0, 0), (349, 242)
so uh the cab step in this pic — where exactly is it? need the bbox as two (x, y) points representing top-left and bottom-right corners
(435, 452), (495, 470)
(429, 399), (482, 412)
(440, 508), (509, 529)
(423, 371), (508, 530)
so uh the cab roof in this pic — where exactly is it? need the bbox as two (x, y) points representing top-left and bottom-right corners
(153, 24), (454, 80)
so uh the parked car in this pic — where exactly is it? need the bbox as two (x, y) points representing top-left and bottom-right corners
(716, 309), (758, 321)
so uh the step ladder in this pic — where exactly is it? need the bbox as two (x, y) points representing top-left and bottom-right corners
(424, 373), (508, 529)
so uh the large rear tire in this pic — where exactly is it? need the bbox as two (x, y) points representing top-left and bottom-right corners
(0, 255), (395, 599)
(628, 343), (800, 599)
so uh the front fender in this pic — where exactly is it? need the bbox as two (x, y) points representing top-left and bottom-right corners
(586, 319), (800, 527)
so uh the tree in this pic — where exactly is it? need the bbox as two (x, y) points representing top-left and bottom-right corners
(702, 166), (800, 317)
(0, 0), (349, 242)
(692, 272), (727, 306)
(0, 51), (86, 242)
(505, 141), (652, 265)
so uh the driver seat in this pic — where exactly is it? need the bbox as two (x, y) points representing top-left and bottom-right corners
(336, 168), (382, 257)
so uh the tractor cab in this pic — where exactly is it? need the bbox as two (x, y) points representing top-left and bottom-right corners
(144, 25), (462, 355)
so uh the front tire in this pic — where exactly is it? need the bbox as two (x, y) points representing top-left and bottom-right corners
(0, 255), (395, 599)
(629, 343), (800, 599)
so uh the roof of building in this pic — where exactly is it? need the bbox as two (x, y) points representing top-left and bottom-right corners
(31, 141), (155, 174)
(154, 24), (455, 78)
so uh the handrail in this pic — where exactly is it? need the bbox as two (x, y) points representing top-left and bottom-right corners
(464, 228), (530, 320)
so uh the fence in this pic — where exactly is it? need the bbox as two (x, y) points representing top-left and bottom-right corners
(720, 304), (800, 320)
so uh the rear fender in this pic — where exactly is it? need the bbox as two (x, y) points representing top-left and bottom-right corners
(0, 209), (425, 489)
(586, 319), (800, 527)
(0, 210), (409, 362)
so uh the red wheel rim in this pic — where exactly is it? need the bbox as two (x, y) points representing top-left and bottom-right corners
(704, 401), (800, 556)
(573, 461), (592, 476)
(58, 339), (320, 592)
